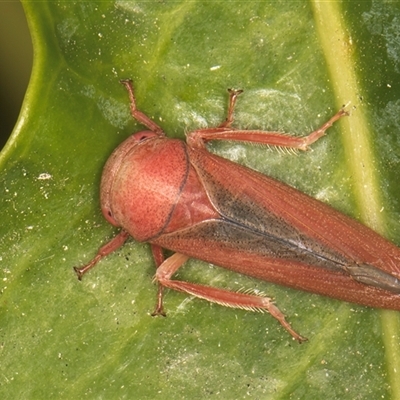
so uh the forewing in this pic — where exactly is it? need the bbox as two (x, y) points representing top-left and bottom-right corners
(187, 148), (400, 278)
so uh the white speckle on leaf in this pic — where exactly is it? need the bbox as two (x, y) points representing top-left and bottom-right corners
(115, 1), (143, 14)
(57, 18), (79, 44)
(362, 2), (400, 73)
(37, 173), (52, 180)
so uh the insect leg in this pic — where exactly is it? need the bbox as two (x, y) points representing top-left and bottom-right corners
(154, 253), (306, 342)
(187, 87), (348, 150)
(188, 108), (347, 151)
(151, 252), (189, 316)
(218, 89), (243, 128)
(150, 244), (168, 317)
(120, 79), (165, 135)
(74, 230), (130, 279)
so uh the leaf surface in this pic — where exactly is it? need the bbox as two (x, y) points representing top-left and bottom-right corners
(1, 1), (400, 398)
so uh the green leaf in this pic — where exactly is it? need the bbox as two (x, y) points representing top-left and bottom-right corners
(1, 1), (400, 398)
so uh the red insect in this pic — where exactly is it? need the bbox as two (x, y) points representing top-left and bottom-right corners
(74, 79), (400, 342)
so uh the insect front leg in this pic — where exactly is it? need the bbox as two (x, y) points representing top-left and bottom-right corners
(120, 79), (165, 136)
(154, 253), (307, 343)
(74, 230), (130, 279)
(187, 88), (348, 151)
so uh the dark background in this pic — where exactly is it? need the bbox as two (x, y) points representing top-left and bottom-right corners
(0, 1), (32, 150)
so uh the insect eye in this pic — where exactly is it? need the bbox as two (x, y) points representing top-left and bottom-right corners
(133, 131), (158, 142)
(107, 210), (115, 221)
